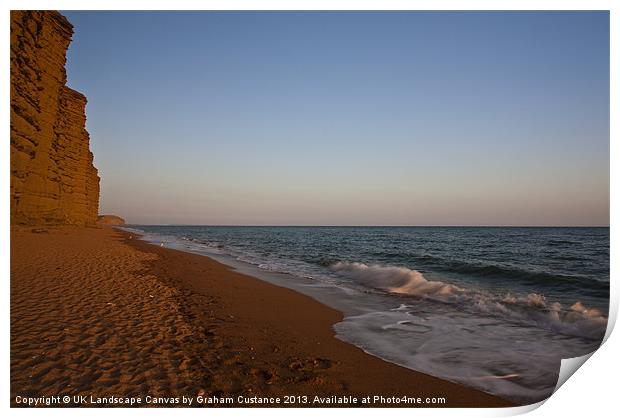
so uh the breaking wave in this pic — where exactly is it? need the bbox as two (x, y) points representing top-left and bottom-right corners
(376, 253), (608, 297)
(329, 261), (608, 340)
(329, 261), (464, 300)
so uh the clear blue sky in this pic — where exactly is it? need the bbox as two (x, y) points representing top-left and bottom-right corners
(63, 11), (609, 226)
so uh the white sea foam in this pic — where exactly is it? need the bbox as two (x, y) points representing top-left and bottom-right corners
(329, 261), (463, 301)
(329, 261), (608, 340)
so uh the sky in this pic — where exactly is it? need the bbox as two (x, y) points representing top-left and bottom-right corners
(63, 11), (609, 226)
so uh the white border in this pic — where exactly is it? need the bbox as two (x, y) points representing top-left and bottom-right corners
(2, 1), (617, 418)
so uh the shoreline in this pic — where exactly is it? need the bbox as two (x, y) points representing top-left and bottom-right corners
(11, 226), (513, 407)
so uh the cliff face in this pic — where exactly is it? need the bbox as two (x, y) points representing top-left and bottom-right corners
(10, 11), (99, 226)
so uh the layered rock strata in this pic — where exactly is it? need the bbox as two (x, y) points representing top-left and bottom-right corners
(10, 10), (99, 226)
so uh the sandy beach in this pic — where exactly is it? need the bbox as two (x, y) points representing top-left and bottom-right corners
(10, 226), (512, 407)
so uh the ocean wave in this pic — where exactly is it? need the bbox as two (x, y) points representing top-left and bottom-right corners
(376, 253), (608, 297)
(329, 261), (463, 301)
(446, 262), (605, 292)
(546, 239), (581, 246)
(329, 261), (607, 340)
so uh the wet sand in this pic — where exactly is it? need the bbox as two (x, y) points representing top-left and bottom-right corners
(11, 226), (513, 407)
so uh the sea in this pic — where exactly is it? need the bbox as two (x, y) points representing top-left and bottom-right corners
(120, 226), (609, 404)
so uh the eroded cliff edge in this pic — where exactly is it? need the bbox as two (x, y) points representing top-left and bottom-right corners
(10, 11), (100, 226)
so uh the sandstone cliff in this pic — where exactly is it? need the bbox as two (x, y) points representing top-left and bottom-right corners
(10, 11), (100, 226)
